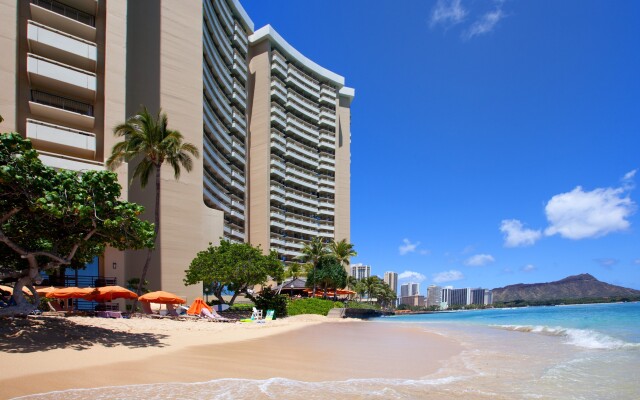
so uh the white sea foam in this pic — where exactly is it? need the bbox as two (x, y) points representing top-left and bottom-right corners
(491, 324), (640, 350)
(11, 376), (474, 400)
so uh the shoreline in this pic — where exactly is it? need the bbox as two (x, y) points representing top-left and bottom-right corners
(0, 315), (461, 399)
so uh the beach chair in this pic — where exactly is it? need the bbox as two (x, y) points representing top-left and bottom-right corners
(265, 309), (275, 321)
(201, 307), (235, 322)
(251, 307), (263, 320)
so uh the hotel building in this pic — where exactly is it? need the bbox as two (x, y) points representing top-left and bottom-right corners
(384, 271), (398, 295)
(0, 0), (353, 302)
(350, 263), (371, 280)
(246, 25), (353, 262)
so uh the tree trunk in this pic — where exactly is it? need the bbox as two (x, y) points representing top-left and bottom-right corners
(312, 263), (317, 298)
(0, 258), (40, 317)
(131, 166), (161, 312)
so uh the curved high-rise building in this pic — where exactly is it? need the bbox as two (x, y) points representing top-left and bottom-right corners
(202, 0), (254, 243)
(246, 25), (354, 262)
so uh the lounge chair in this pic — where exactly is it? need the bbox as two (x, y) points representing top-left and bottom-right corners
(200, 307), (235, 322)
(265, 309), (275, 321)
(251, 307), (263, 320)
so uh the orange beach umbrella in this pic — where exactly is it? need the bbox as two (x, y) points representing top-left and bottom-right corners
(35, 286), (59, 296)
(83, 286), (138, 302)
(187, 297), (212, 316)
(138, 291), (186, 304)
(0, 284), (32, 295)
(46, 287), (94, 299)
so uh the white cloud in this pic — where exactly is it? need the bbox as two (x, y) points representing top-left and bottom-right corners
(430, 0), (467, 28)
(634, 259), (640, 265)
(399, 238), (419, 255)
(465, 254), (495, 267)
(500, 219), (542, 247)
(462, 3), (505, 40)
(399, 239), (429, 256)
(594, 258), (618, 270)
(521, 264), (536, 272)
(433, 270), (464, 283)
(544, 186), (635, 240)
(503, 267), (514, 274)
(623, 169), (637, 181)
(398, 271), (427, 282)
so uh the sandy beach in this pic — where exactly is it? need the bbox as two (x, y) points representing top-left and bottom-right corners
(0, 315), (461, 399)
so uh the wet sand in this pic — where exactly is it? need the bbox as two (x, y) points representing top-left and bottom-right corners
(0, 316), (460, 399)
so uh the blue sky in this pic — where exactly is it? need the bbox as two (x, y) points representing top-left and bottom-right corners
(243, 1), (640, 290)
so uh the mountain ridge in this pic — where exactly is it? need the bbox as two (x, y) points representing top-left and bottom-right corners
(492, 273), (640, 303)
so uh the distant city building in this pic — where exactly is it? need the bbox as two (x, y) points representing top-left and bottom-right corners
(351, 263), (371, 280)
(437, 286), (492, 309)
(384, 271), (398, 294)
(400, 295), (425, 307)
(400, 282), (419, 297)
(426, 285), (442, 308)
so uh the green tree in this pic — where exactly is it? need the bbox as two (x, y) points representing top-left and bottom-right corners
(106, 107), (199, 299)
(0, 133), (154, 316)
(306, 256), (348, 299)
(297, 237), (328, 297)
(329, 239), (357, 276)
(184, 240), (284, 305)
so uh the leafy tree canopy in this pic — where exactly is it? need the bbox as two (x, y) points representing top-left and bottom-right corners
(184, 240), (284, 305)
(0, 133), (155, 315)
(306, 256), (348, 298)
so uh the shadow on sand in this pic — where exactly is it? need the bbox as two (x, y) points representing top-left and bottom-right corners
(0, 316), (168, 353)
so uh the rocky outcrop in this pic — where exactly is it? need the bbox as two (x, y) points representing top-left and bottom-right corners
(492, 274), (640, 302)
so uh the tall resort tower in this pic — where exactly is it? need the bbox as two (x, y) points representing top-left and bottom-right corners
(0, 0), (353, 298)
(246, 25), (354, 263)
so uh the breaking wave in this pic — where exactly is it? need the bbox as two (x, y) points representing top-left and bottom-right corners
(492, 325), (640, 350)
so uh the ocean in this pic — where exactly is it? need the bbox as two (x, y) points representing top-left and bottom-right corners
(13, 302), (640, 400)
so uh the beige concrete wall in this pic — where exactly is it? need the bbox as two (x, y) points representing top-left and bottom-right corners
(247, 40), (272, 253)
(100, 0), (128, 288)
(0, 1), (18, 131)
(334, 96), (351, 242)
(125, 0), (223, 303)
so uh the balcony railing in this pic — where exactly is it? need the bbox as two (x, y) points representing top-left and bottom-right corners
(31, 0), (95, 27)
(31, 90), (93, 116)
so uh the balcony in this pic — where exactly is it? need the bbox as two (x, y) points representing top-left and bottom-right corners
(284, 240), (306, 250)
(204, 1), (232, 63)
(286, 92), (319, 123)
(287, 65), (320, 95)
(270, 157), (286, 170)
(285, 174), (317, 191)
(318, 162), (335, 173)
(204, 179), (231, 208)
(285, 224), (318, 237)
(286, 116), (319, 145)
(212, 0), (234, 35)
(29, 90), (94, 130)
(270, 104), (287, 129)
(286, 199), (318, 214)
(288, 139), (318, 160)
(270, 192), (285, 204)
(30, 0), (96, 42)
(320, 85), (337, 98)
(38, 150), (103, 171)
(270, 167), (286, 180)
(231, 87), (247, 110)
(232, 50), (248, 79)
(26, 118), (95, 155)
(271, 211), (286, 221)
(318, 185), (335, 195)
(271, 183), (286, 196)
(319, 200), (335, 209)
(270, 140), (286, 155)
(286, 191), (318, 207)
(27, 54), (96, 101)
(286, 215), (319, 230)
(319, 154), (335, 165)
(231, 138), (245, 156)
(203, 35), (232, 93)
(272, 50), (288, 71)
(286, 164), (318, 183)
(231, 198), (245, 213)
(270, 237), (286, 247)
(271, 79), (287, 104)
(318, 208), (335, 216)
(233, 23), (249, 55)
(27, 20), (97, 72)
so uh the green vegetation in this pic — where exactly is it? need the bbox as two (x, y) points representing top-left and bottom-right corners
(254, 288), (288, 318)
(287, 298), (343, 316)
(353, 276), (397, 308)
(0, 132), (154, 316)
(305, 256), (348, 299)
(227, 303), (254, 312)
(494, 296), (640, 308)
(344, 301), (380, 310)
(107, 106), (199, 298)
(298, 237), (329, 295)
(184, 240), (284, 305)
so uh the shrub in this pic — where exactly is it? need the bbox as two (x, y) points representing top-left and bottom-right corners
(227, 303), (254, 312)
(287, 298), (342, 316)
(254, 288), (288, 318)
(345, 301), (380, 310)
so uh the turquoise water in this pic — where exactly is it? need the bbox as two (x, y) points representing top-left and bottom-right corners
(13, 303), (640, 400)
(380, 302), (640, 348)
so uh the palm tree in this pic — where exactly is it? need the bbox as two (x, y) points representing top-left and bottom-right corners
(284, 263), (303, 296)
(329, 239), (357, 278)
(297, 237), (328, 297)
(106, 107), (199, 300)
